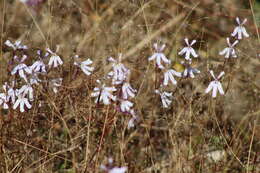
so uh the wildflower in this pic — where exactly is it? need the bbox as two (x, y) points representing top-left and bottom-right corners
(219, 38), (239, 58)
(11, 55), (32, 82)
(13, 94), (32, 112)
(182, 61), (200, 78)
(31, 50), (48, 73)
(91, 84), (117, 105)
(108, 54), (129, 85)
(19, 0), (45, 6)
(178, 38), (198, 60)
(0, 93), (9, 109)
(148, 43), (170, 69)
(163, 69), (182, 86)
(47, 47), (63, 68)
(74, 55), (94, 75)
(231, 17), (249, 40)
(100, 158), (127, 173)
(30, 60), (46, 73)
(29, 72), (42, 85)
(3, 82), (16, 104)
(5, 40), (28, 50)
(19, 0), (29, 3)
(122, 82), (136, 99)
(120, 100), (134, 112)
(50, 78), (63, 93)
(127, 110), (138, 129)
(155, 89), (173, 108)
(205, 71), (225, 98)
(18, 84), (34, 101)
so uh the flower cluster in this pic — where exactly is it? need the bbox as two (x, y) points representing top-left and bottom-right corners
(204, 17), (249, 97)
(1, 41), (65, 112)
(149, 39), (199, 108)
(90, 54), (138, 128)
(1, 17), (249, 128)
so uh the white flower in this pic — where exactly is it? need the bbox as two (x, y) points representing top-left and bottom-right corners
(2, 82), (16, 104)
(122, 82), (136, 99)
(74, 56), (94, 75)
(127, 110), (138, 129)
(100, 158), (127, 173)
(231, 17), (249, 40)
(148, 43), (170, 69)
(18, 84), (34, 101)
(47, 47), (63, 68)
(108, 167), (127, 173)
(11, 57), (32, 82)
(205, 71), (225, 98)
(13, 94), (32, 112)
(155, 90), (173, 108)
(178, 38), (198, 60)
(163, 69), (182, 86)
(0, 93), (9, 109)
(183, 67), (200, 78)
(91, 84), (117, 105)
(50, 78), (63, 93)
(30, 60), (46, 73)
(120, 100), (134, 112)
(19, 0), (28, 3)
(206, 150), (226, 162)
(108, 54), (129, 85)
(127, 116), (137, 129)
(5, 40), (28, 50)
(219, 38), (239, 58)
(29, 72), (41, 85)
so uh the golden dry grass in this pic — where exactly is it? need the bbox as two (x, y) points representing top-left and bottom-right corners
(0, 0), (259, 172)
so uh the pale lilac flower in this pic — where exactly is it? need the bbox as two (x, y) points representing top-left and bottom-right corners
(231, 17), (249, 40)
(108, 54), (129, 85)
(5, 40), (28, 50)
(47, 47), (63, 68)
(3, 82), (16, 104)
(31, 60), (46, 73)
(74, 55), (94, 75)
(122, 82), (136, 99)
(19, 0), (29, 3)
(205, 71), (225, 98)
(100, 158), (127, 173)
(29, 72), (41, 85)
(127, 115), (138, 129)
(50, 78), (63, 93)
(219, 38), (239, 58)
(13, 94), (32, 112)
(0, 93), (9, 109)
(91, 84), (117, 105)
(107, 167), (127, 173)
(20, 0), (45, 6)
(148, 43), (170, 69)
(155, 89), (173, 108)
(182, 61), (200, 78)
(31, 50), (47, 73)
(163, 69), (182, 86)
(11, 55), (32, 82)
(178, 38), (198, 60)
(18, 84), (34, 101)
(127, 110), (138, 129)
(120, 100), (134, 112)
